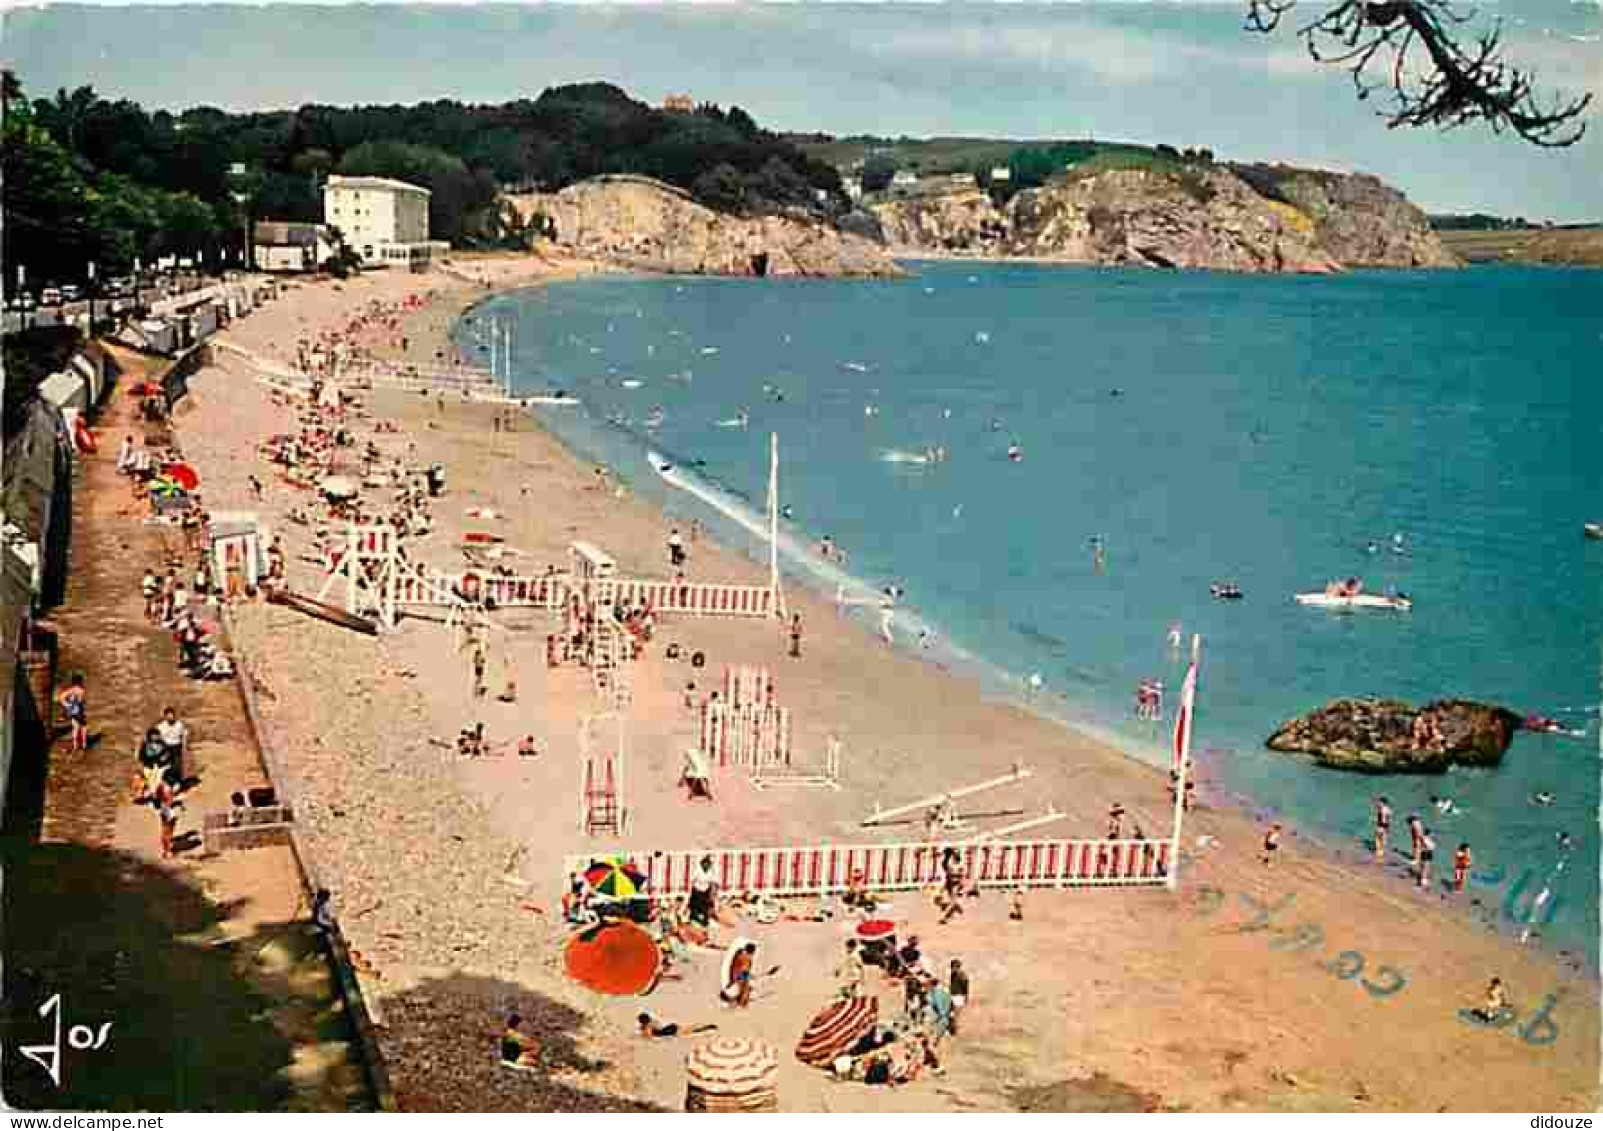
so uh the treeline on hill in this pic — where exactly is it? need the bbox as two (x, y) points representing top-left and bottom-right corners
(847, 137), (1216, 199)
(1, 74), (845, 285)
(1428, 213), (1537, 230)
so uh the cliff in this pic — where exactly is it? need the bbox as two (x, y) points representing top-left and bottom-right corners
(1231, 164), (1460, 269)
(506, 176), (902, 278)
(871, 164), (1458, 274)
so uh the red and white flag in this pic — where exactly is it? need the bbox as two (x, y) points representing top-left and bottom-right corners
(1171, 661), (1198, 774)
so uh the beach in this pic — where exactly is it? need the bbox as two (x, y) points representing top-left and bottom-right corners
(175, 252), (1599, 1112)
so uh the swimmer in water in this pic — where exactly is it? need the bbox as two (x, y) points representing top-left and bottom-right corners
(865, 404), (878, 417)
(1531, 791), (1556, 806)
(1367, 541), (1380, 554)
(1026, 672), (1044, 692)
(1431, 795), (1457, 816)
(990, 418), (1003, 433)
(781, 504), (794, 521)
(1167, 623), (1183, 650)
(1007, 442), (1022, 462)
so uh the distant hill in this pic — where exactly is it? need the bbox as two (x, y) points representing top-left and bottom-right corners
(1434, 226), (1603, 266)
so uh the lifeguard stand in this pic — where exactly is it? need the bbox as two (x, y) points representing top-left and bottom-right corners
(579, 712), (626, 836)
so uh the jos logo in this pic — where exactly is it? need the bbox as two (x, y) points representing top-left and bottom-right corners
(13, 994), (113, 1089)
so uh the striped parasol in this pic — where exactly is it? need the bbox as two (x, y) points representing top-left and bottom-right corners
(795, 995), (879, 1067)
(582, 858), (648, 900)
(684, 1035), (780, 1096)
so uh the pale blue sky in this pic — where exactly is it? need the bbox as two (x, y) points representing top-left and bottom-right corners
(4, 1), (1600, 220)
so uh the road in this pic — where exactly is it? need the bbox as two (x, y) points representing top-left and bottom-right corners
(2, 276), (219, 334)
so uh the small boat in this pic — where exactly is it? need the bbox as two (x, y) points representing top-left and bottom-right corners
(1210, 583), (1244, 601)
(1585, 522), (1603, 540)
(1295, 592), (1412, 611)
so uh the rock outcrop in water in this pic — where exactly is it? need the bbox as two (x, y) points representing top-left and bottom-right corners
(505, 176), (902, 278)
(1266, 698), (1522, 774)
(871, 163), (1457, 274)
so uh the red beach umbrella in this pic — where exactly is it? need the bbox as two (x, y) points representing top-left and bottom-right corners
(795, 995), (879, 1067)
(162, 463), (200, 491)
(854, 919), (896, 942)
(563, 919), (662, 996)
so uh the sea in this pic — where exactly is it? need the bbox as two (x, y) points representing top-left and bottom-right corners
(455, 261), (1602, 968)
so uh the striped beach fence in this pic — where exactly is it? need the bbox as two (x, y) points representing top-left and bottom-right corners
(593, 578), (777, 619)
(454, 571), (568, 610)
(563, 835), (1173, 899)
(700, 702), (792, 768)
(723, 666), (775, 709)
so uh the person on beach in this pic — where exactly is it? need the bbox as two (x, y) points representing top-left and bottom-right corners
(471, 642), (487, 699)
(836, 939), (866, 999)
(500, 1013), (541, 1067)
(1261, 822), (1282, 867)
(1373, 796), (1393, 861)
(1009, 886), (1026, 921)
(155, 780), (180, 858)
(722, 942), (757, 1008)
(1417, 827), (1437, 890)
(667, 528), (686, 568)
(636, 1012), (712, 1039)
(1106, 803), (1125, 840)
(788, 613), (803, 659)
(878, 601), (895, 646)
(948, 959), (971, 1035)
(156, 707), (188, 788)
(1453, 842), (1472, 892)
(134, 727), (169, 802)
(59, 673), (88, 751)
(142, 568), (160, 620)
(1406, 813), (1424, 870)
(688, 855), (719, 927)
(1471, 978), (1509, 1024)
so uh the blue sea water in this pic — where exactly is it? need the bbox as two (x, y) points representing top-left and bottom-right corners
(458, 262), (1602, 965)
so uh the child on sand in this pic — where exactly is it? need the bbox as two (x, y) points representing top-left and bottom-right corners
(500, 1013), (541, 1067)
(1454, 842), (1472, 892)
(58, 673), (89, 751)
(1471, 977), (1509, 1024)
(1261, 823), (1282, 866)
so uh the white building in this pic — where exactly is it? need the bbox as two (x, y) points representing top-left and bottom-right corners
(253, 221), (335, 274)
(322, 175), (449, 271)
(890, 170), (921, 192)
(989, 166), (1012, 183)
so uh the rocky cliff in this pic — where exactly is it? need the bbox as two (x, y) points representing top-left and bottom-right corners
(1266, 698), (1522, 774)
(506, 176), (902, 278)
(872, 163), (1458, 273)
(1231, 164), (1460, 269)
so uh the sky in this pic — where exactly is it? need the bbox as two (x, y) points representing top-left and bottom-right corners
(3, 1), (1600, 221)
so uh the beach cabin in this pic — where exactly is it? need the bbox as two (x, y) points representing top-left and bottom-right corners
(569, 541), (616, 583)
(209, 511), (267, 592)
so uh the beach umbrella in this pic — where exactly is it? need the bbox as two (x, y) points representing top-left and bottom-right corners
(162, 462), (200, 491)
(562, 919), (662, 996)
(582, 858), (649, 900)
(320, 475), (359, 500)
(684, 1036), (780, 1112)
(148, 475), (187, 499)
(854, 919), (896, 943)
(795, 995), (879, 1067)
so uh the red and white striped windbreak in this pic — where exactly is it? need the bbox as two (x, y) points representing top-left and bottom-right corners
(795, 995), (879, 1067)
(1172, 661), (1198, 774)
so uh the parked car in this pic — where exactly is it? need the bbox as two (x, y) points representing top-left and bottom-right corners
(40, 287), (63, 306)
(61, 284), (83, 302)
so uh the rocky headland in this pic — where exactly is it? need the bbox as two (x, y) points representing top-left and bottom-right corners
(871, 163), (1458, 274)
(506, 175), (902, 278)
(1266, 698), (1522, 773)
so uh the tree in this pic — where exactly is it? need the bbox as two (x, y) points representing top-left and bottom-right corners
(1245, 1), (1591, 147)
(691, 162), (747, 212)
(860, 153), (897, 193)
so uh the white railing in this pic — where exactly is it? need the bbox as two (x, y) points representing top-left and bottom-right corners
(563, 836), (1173, 899)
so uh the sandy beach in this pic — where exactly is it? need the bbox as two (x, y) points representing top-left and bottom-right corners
(173, 251), (1599, 1112)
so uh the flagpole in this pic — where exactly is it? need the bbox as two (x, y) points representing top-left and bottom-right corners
(769, 432), (785, 619)
(1167, 634), (1201, 890)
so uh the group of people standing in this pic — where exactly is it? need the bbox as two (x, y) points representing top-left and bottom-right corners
(1373, 796), (1472, 892)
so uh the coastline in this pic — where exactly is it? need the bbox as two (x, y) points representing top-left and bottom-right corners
(177, 253), (1598, 1112)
